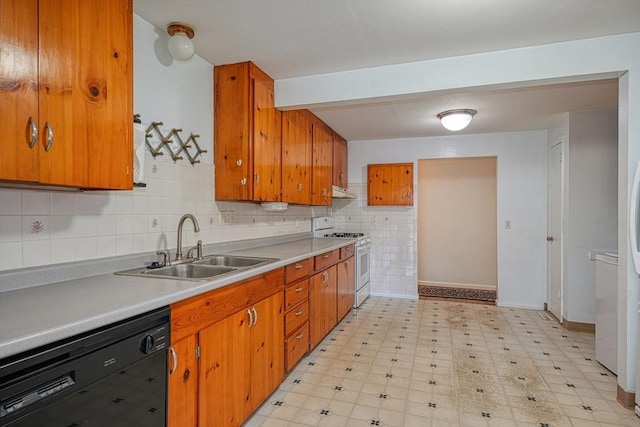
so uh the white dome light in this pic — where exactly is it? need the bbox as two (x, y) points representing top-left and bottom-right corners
(437, 109), (477, 131)
(167, 23), (195, 61)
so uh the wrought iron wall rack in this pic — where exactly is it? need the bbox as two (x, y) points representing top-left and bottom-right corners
(145, 121), (207, 165)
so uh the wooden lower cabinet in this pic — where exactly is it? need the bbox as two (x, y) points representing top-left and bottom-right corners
(168, 335), (198, 427)
(337, 256), (355, 321)
(309, 265), (337, 349)
(198, 292), (284, 426)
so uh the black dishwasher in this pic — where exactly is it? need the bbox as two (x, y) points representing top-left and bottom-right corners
(0, 307), (170, 427)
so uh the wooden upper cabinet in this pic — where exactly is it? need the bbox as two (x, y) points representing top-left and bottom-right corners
(0, 0), (133, 189)
(214, 61), (281, 202)
(311, 118), (333, 206)
(333, 133), (348, 189)
(368, 163), (414, 206)
(281, 110), (312, 204)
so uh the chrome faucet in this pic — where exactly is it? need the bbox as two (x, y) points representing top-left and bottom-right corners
(176, 214), (200, 260)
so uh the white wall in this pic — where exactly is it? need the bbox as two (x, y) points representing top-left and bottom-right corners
(0, 15), (322, 272)
(332, 130), (548, 308)
(565, 109), (619, 323)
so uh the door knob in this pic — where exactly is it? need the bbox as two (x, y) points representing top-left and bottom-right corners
(546, 236), (554, 242)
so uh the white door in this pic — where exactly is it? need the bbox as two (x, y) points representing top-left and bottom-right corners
(547, 141), (563, 320)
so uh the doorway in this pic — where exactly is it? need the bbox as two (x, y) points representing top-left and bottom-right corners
(547, 139), (563, 321)
(417, 157), (498, 302)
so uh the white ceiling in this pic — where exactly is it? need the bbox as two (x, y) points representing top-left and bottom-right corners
(134, 0), (639, 140)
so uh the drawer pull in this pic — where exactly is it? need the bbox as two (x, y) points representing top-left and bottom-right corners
(295, 310), (303, 316)
(296, 333), (304, 339)
(295, 263), (303, 269)
(295, 287), (303, 292)
(322, 254), (329, 259)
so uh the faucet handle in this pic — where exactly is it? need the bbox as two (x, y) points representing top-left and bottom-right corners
(156, 250), (171, 267)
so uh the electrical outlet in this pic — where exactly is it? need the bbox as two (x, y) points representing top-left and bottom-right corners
(218, 210), (235, 225)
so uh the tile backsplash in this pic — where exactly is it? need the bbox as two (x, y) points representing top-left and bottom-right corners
(0, 154), (325, 271)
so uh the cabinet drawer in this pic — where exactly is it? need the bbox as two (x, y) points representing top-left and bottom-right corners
(285, 301), (309, 336)
(285, 258), (311, 284)
(340, 244), (355, 260)
(285, 322), (309, 372)
(285, 279), (308, 310)
(314, 249), (340, 272)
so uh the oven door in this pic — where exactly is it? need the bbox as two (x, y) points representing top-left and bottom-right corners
(356, 243), (371, 291)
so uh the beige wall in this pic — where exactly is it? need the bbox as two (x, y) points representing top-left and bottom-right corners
(418, 157), (497, 289)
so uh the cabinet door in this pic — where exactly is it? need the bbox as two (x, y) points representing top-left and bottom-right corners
(38, 0), (132, 189)
(367, 163), (414, 206)
(337, 257), (355, 321)
(214, 62), (252, 200)
(333, 133), (348, 189)
(247, 292), (284, 415)
(0, 0), (39, 183)
(199, 309), (250, 427)
(282, 110), (312, 204)
(168, 335), (198, 427)
(309, 266), (337, 349)
(252, 66), (281, 202)
(311, 121), (333, 206)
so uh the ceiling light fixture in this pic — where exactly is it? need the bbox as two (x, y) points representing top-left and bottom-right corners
(167, 23), (195, 61)
(437, 109), (477, 131)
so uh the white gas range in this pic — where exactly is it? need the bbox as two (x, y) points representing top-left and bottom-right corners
(312, 217), (371, 307)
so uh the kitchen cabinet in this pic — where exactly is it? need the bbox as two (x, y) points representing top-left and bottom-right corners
(199, 292), (284, 426)
(311, 118), (333, 206)
(0, 0), (133, 189)
(284, 258), (311, 371)
(214, 61), (282, 202)
(309, 249), (340, 348)
(367, 163), (414, 206)
(169, 269), (284, 427)
(168, 335), (198, 427)
(333, 133), (348, 189)
(337, 246), (355, 321)
(281, 110), (313, 204)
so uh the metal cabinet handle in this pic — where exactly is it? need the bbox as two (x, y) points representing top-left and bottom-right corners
(44, 121), (54, 152)
(252, 307), (258, 325)
(323, 254), (329, 259)
(321, 187), (327, 197)
(296, 332), (304, 339)
(295, 263), (303, 270)
(169, 347), (178, 374)
(236, 159), (242, 166)
(241, 177), (247, 186)
(295, 286), (303, 292)
(255, 173), (260, 184)
(247, 308), (254, 328)
(322, 271), (328, 283)
(297, 182), (303, 192)
(27, 116), (38, 148)
(295, 309), (303, 316)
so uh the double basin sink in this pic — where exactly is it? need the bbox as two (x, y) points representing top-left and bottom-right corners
(117, 255), (278, 282)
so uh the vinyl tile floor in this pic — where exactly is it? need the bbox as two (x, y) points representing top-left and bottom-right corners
(244, 296), (640, 427)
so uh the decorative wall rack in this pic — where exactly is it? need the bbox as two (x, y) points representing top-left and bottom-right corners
(145, 121), (207, 165)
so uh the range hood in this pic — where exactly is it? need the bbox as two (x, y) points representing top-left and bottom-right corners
(332, 185), (356, 199)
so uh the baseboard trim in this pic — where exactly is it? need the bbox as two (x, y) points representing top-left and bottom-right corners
(370, 291), (419, 301)
(419, 280), (496, 291)
(617, 384), (636, 409)
(562, 317), (595, 333)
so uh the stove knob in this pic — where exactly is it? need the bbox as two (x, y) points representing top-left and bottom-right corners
(141, 335), (154, 354)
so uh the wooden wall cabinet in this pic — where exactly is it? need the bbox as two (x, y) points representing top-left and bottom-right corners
(0, 0), (133, 189)
(367, 163), (414, 206)
(281, 110), (312, 204)
(333, 133), (348, 189)
(311, 118), (333, 206)
(169, 269), (285, 427)
(214, 61), (282, 202)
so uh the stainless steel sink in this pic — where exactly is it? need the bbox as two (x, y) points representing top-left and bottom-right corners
(194, 255), (278, 268)
(116, 254), (278, 281)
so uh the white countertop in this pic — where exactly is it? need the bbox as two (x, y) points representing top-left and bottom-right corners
(0, 237), (354, 359)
